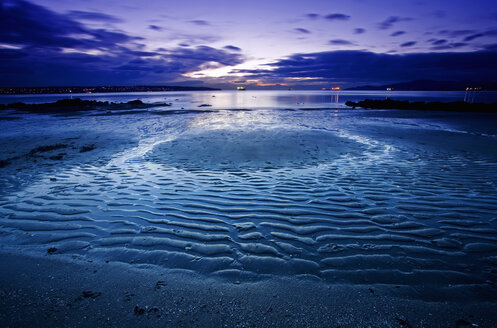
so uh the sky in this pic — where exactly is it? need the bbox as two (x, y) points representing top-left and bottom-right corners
(1, 0), (497, 88)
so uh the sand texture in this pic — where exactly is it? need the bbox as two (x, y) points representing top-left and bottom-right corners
(1, 91), (497, 326)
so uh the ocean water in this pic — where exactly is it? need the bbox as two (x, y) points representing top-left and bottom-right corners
(2, 89), (497, 108)
(1, 90), (497, 287)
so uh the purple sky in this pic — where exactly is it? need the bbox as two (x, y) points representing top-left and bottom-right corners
(1, 0), (497, 88)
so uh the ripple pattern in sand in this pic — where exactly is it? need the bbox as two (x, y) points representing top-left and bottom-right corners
(1, 133), (497, 286)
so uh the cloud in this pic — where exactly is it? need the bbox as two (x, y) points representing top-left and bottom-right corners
(430, 42), (467, 50)
(167, 46), (243, 66)
(463, 30), (497, 42)
(294, 28), (311, 34)
(0, 0), (244, 86)
(0, 44), (244, 86)
(69, 10), (122, 23)
(390, 31), (405, 37)
(148, 25), (163, 31)
(377, 16), (412, 30)
(223, 45), (242, 51)
(431, 39), (447, 45)
(329, 39), (354, 45)
(431, 29), (497, 48)
(324, 13), (350, 21)
(190, 20), (210, 26)
(233, 50), (497, 85)
(464, 33), (485, 42)
(123, 50), (158, 57)
(438, 29), (475, 37)
(166, 33), (220, 45)
(0, 0), (138, 51)
(1, 0), (86, 49)
(353, 28), (366, 34)
(305, 13), (320, 19)
(400, 41), (416, 47)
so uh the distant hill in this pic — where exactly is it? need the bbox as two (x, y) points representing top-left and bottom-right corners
(0, 85), (221, 95)
(346, 80), (497, 91)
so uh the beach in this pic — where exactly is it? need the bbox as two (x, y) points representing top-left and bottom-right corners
(2, 250), (497, 327)
(1, 90), (497, 327)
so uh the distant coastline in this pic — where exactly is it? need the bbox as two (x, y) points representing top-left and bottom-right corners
(346, 80), (497, 91)
(0, 98), (173, 113)
(346, 98), (497, 112)
(0, 86), (221, 95)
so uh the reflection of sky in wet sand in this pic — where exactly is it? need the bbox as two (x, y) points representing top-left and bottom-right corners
(190, 91), (281, 110)
(188, 90), (351, 110)
(189, 109), (282, 131)
(187, 105), (348, 134)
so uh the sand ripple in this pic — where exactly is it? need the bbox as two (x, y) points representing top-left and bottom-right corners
(1, 125), (497, 288)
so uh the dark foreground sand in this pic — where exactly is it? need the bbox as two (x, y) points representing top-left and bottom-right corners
(0, 250), (496, 327)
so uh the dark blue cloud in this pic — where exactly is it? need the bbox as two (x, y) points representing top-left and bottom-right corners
(390, 31), (405, 37)
(324, 13), (350, 21)
(400, 41), (416, 47)
(0, 0), (138, 51)
(69, 10), (122, 23)
(148, 25), (163, 31)
(377, 16), (412, 30)
(124, 50), (158, 57)
(431, 39), (447, 45)
(0, 0), (244, 86)
(304, 13), (350, 22)
(234, 50), (497, 85)
(329, 39), (354, 45)
(224, 45), (241, 51)
(294, 28), (311, 34)
(438, 29), (475, 37)
(463, 30), (497, 42)
(305, 13), (320, 19)
(430, 42), (467, 51)
(0, 44), (244, 86)
(353, 28), (366, 34)
(190, 20), (210, 26)
(464, 33), (485, 42)
(168, 46), (243, 66)
(1, 0), (87, 49)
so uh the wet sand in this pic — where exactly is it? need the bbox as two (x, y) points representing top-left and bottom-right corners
(1, 92), (497, 326)
(1, 250), (496, 328)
